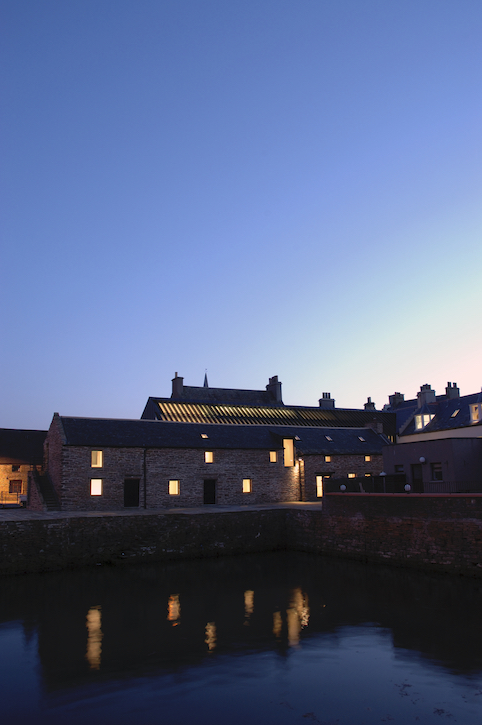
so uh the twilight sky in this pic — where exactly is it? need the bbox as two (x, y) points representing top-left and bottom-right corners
(1, 0), (481, 430)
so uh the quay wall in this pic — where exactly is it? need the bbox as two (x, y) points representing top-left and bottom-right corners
(288, 494), (482, 575)
(1, 494), (482, 576)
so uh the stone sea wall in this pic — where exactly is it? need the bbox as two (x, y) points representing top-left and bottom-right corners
(1, 494), (482, 576)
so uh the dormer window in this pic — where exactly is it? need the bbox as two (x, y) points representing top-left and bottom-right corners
(415, 413), (435, 430)
(470, 404), (481, 424)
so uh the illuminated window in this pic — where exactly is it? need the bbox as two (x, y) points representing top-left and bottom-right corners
(90, 479), (103, 496)
(205, 451), (214, 463)
(91, 450), (103, 468)
(415, 413), (435, 430)
(325, 455), (331, 463)
(431, 463), (443, 481)
(451, 409), (460, 418)
(242, 478), (252, 493)
(201, 433), (208, 439)
(365, 455), (371, 462)
(358, 436), (366, 442)
(348, 473), (356, 479)
(316, 475), (323, 498)
(269, 451), (277, 463)
(364, 472), (372, 477)
(169, 479), (180, 495)
(470, 404), (481, 424)
(325, 435), (333, 442)
(283, 439), (294, 467)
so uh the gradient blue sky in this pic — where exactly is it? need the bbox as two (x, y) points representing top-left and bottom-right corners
(1, 0), (481, 430)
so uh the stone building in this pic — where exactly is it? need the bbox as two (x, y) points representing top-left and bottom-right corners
(0, 428), (46, 505)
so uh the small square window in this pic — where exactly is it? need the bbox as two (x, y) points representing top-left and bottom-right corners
(90, 479), (103, 496)
(91, 451), (103, 468)
(11, 464), (20, 472)
(325, 455), (331, 463)
(395, 464), (404, 473)
(9, 480), (22, 494)
(205, 451), (214, 463)
(431, 463), (443, 481)
(169, 479), (180, 495)
(348, 473), (356, 479)
(242, 478), (252, 493)
(269, 451), (277, 463)
(365, 455), (371, 462)
(201, 433), (208, 439)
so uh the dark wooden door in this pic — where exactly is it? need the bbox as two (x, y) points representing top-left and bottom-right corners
(203, 479), (216, 504)
(124, 478), (140, 507)
(411, 464), (423, 493)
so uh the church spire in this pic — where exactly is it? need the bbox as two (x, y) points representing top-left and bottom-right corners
(203, 371), (209, 388)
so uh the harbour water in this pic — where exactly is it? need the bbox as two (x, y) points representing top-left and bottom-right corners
(1, 551), (482, 724)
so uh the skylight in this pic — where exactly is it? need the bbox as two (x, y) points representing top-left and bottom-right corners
(451, 409), (460, 418)
(325, 435), (333, 441)
(358, 436), (366, 442)
(201, 433), (208, 438)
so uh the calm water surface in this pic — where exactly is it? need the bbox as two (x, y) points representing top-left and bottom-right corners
(1, 552), (482, 724)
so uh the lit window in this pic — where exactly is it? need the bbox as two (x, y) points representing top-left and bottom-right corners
(91, 451), (103, 468)
(358, 436), (365, 442)
(269, 451), (277, 463)
(470, 404), (481, 424)
(451, 409), (460, 418)
(205, 451), (214, 463)
(90, 479), (103, 496)
(348, 473), (356, 479)
(325, 455), (331, 463)
(201, 433), (208, 439)
(169, 480), (180, 495)
(365, 455), (371, 462)
(415, 413), (435, 430)
(316, 475), (323, 498)
(325, 435), (333, 442)
(242, 478), (252, 493)
(431, 463), (443, 481)
(283, 439), (294, 467)
(364, 473), (372, 477)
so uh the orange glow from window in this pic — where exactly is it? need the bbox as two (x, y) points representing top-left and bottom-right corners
(205, 451), (214, 463)
(205, 622), (216, 651)
(85, 606), (103, 670)
(269, 450), (277, 463)
(167, 594), (181, 625)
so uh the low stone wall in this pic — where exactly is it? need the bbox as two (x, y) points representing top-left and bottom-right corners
(2, 495), (482, 576)
(0, 508), (287, 575)
(288, 494), (482, 575)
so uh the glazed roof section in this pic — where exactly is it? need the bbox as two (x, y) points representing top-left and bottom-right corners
(399, 392), (482, 436)
(0, 428), (47, 464)
(58, 417), (389, 454)
(141, 398), (395, 437)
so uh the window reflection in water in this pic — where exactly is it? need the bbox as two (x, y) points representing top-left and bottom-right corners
(205, 622), (217, 651)
(167, 594), (181, 626)
(244, 589), (254, 625)
(85, 605), (103, 670)
(272, 610), (282, 639)
(287, 588), (309, 646)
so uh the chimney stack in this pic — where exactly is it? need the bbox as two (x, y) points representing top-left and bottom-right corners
(364, 397), (376, 411)
(445, 382), (460, 399)
(266, 375), (283, 403)
(171, 372), (184, 398)
(417, 383), (436, 407)
(388, 392), (404, 408)
(319, 392), (335, 409)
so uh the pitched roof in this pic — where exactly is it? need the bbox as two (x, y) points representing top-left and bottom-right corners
(0, 428), (47, 464)
(141, 399), (395, 437)
(399, 393), (482, 437)
(57, 417), (389, 454)
(170, 386), (281, 406)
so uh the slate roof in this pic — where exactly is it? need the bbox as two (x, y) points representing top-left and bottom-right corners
(399, 393), (482, 437)
(57, 417), (389, 454)
(0, 428), (47, 464)
(141, 399), (395, 437)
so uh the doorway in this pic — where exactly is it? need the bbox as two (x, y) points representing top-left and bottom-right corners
(124, 478), (140, 507)
(410, 464), (423, 493)
(203, 479), (216, 504)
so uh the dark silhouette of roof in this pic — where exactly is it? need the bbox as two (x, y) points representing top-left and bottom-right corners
(399, 393), (482, 437)
(0, 428), (47, 464)
(57, 416), (389, 455)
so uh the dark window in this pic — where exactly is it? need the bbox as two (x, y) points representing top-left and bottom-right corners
(12, 465), (20, 472)
(394, 464), (404, 473)
(9, 480), (22, 494)
(203, 479), (216, 504)
(431, 462), (443, 481)
(124, 478), (140, 507)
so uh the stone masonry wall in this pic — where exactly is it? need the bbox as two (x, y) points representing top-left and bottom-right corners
(55, 445), (300, 511)
(302, 454), (384, 500)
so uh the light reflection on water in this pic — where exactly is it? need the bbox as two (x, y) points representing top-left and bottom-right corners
(1, 551), (482, 724)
